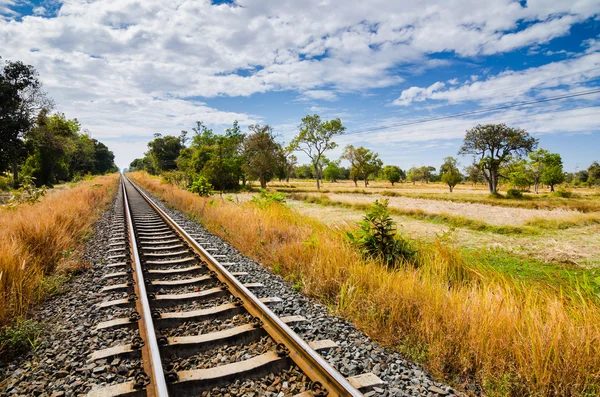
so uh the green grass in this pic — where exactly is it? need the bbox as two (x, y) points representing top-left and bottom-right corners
(470, 249), (600, 297)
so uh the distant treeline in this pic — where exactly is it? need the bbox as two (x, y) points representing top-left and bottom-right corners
(129, 116), (600, 194)
(0, 58), (117, 190)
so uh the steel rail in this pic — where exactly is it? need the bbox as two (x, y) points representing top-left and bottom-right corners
(121, 176), (170, 397)
(124, 175), (363, 397)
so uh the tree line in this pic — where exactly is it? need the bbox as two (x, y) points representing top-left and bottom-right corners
(0, 59), (117, 189)
(129, 115), (600, 195)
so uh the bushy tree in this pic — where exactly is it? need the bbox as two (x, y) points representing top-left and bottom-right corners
(176, 121), (245, 191)
(440, 157), (463, 192)
(540, 153), (565, 192)
(323, 158), (342, 182)
(242, 124), (280, 189)
(464, 163), (485, 186)
(341, 145), (382, 187)
(589, 161), (600, 186)
(382, 165), (403, 186)
(528, 148), (549, 194)
(145, 133), (185, 174)
(0, 59), (53, 186)
(459, 124), (538, 194)
(290, 114), (345, 190)
(506, 159), (533, 191)
(295, 164), (314, 179)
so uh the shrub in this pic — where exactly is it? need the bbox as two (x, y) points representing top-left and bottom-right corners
(506, 189), (523, 199)
(188, 176), (212, 197)
(0, 176), (10, 191)
(251, 189), (286, 207)
(161, 171), (188, 188)
(0, 319), (42, 355)
(553, 189), (572, 198)
(4, 176), (47, 208)
(347, 199), (416, 267)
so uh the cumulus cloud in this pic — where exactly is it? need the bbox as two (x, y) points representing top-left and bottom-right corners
(0, 0), (598, 167)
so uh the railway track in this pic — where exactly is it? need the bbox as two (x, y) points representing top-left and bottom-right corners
(87, 175), (383, 397)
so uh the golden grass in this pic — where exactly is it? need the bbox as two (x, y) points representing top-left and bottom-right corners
(129, 171), (600, 396)
(0, 174), (119, 327)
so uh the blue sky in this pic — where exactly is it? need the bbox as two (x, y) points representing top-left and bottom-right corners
(1, 0), (599, 172)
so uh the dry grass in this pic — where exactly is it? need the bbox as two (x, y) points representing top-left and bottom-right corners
(130, 171), (600, 396)
(268, 180), (600, 213)
(0, 174), (118, 328)
(289, 192), (536, 235)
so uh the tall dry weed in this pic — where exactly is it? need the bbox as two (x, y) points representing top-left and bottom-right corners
(0, 175), (118, 327)
(130, 171), (600, 396)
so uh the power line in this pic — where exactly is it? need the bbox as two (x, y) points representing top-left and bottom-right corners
(436, 66), (600, 105)
(340, 104), (600, 143)
(342, 88), (600, 138)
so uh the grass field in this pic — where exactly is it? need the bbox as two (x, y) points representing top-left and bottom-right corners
(130, 171), (600, 396)
(0, 174), (119, 337)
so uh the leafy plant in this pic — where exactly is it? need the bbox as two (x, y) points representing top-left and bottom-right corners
(4, 176), (47, 208)
(251, 189), (286, 207)
(506, 189), (523, 199)
(188, 176), (212, 197)
(347, 199), (416, 267)
(553, 189), (572, 198)
(0, 319), (43, 355)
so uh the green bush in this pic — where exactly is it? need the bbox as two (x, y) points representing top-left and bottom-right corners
(251, 189), (286, 207)
(0, 176), (10, 191)
(188, 176), (212, 197)
(0, 319), (42, 355)
(553, 189), (572, 198)
(506, 189), (523, 199)
(347, 199), (416, 267)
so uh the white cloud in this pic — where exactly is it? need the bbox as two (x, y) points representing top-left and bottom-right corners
(0, 0), (598, 167)
(298, 90), (339, 101)
(393, 51), (600, 106)
(340, 105), (600, 146)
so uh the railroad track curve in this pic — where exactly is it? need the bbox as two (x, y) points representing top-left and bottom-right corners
(86, 175), (383, 397)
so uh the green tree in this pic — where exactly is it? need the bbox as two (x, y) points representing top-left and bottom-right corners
(421, 166), (436, 183)
(506, 159), (533, 191)
(0, 59), (53, 186)
(22, 111), (80, 186)
(539, 152), (564, 192)
(588, 161), (600, 186)
(290, 114), (345, 190)
(459, 124), (538, 194)
(407, 167), (423, 185)
(528, 148), (549, 194)
(464, 163), (484, 186)
(177, 121), (245, 191)
(382, 165), (403, 186)
(146, 133), (184, 174)
(341, 145), (382, 187)
(440, 157), (463, 192)
(323, 158), (342, 182)
(93, 140), (117, 174)
(242, 124), (280, 189)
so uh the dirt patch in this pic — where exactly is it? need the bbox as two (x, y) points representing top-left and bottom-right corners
(308, 192), (589, 226)
(287, 200), (600, 267)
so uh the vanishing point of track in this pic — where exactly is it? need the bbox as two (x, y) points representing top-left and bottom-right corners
(87, 175), (382, 397)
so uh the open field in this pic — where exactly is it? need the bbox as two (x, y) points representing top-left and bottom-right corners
(269, 179), (600, 212)
(130, 171), (600, 396)
(0, 174), (119, 329)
